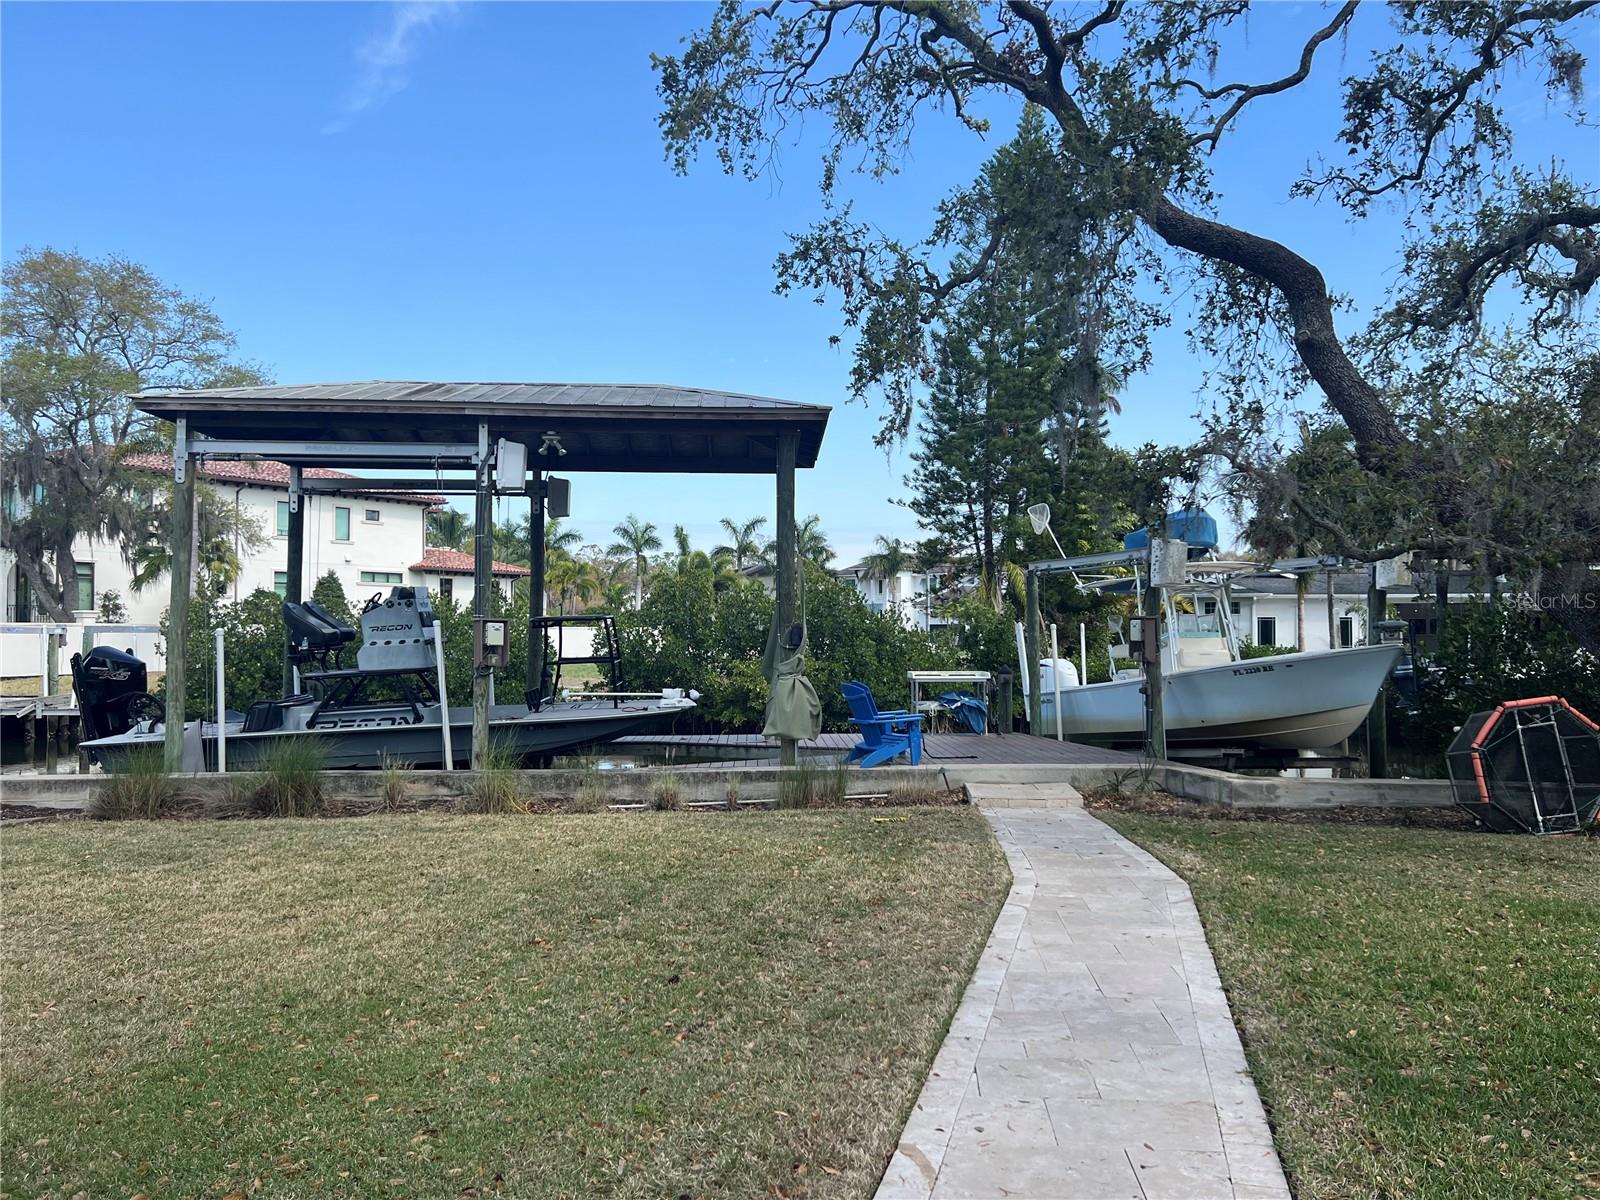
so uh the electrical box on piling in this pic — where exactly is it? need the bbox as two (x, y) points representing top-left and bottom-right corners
(474, 618), (508, 670)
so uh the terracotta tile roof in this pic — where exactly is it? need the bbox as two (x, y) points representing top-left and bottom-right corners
(412, 547), (530, 577)
(120, 452), (445, 505)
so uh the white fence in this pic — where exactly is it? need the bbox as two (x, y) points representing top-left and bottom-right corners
(0, 622), (165, 693)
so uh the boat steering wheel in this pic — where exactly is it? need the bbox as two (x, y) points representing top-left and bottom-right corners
(124, 693), (166, 725)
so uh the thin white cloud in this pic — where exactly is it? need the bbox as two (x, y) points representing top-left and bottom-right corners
(324, 1), (460, 134)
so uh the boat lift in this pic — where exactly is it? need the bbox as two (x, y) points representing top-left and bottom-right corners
(1020, 526), (1354, 763)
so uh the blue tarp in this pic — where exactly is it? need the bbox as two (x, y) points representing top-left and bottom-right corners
(1122, 507), (1219, 554)
(939, 691), (989, 735)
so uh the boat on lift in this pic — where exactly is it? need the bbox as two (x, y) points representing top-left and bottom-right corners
(73, 586), (695, 771)
(1032, 512), (1400, 752)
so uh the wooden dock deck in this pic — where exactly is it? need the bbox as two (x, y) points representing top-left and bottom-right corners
(614, 731), (1138, 766)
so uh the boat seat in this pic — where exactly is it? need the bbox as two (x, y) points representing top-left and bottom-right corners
(242, 694), (317, 734)
(284, 601), (352, 654)
(303, 600), (356, 646)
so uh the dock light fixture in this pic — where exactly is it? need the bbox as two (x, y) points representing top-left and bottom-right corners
(538, 431), (566, 457)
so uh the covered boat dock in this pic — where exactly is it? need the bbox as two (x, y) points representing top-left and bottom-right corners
(132, 381), (831, 771)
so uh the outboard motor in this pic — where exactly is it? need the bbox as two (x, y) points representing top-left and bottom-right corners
(70, 646), (155, 740)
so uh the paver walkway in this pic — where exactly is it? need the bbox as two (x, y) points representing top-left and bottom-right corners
(877, 793), (1291, 1200)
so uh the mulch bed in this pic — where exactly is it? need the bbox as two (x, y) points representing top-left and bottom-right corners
(0, 803), (85, 823)
(1082, 788), (1478, 830)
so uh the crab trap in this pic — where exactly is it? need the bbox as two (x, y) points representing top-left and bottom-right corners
(1445, 696), (1600, 834)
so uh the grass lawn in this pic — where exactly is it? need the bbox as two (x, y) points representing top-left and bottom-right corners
(2, 809), (1008, 1198)
(1100, 810), (1600, 1200)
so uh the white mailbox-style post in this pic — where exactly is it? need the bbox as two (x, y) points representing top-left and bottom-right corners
(432, 623), (454, 771)
(1050, 623), (1063, 742)
(214, 626), (227, 773)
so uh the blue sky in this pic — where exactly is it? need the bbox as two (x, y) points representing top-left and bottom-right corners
(4, 2), (1593, 564)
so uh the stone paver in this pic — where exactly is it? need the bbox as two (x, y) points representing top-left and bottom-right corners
(877, 793), (1290, 1200)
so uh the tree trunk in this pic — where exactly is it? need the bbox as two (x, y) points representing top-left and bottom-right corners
(18, 557), (73, 623)
(1295, 576), (1307, 652)
(1139, 197), (1410, 471)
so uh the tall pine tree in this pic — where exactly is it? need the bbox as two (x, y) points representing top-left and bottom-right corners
(906, 109), (1139, 608)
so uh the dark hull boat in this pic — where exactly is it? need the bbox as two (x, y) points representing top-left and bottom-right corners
(74, 588), (694, 772)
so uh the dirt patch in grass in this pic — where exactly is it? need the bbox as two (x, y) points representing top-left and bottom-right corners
(1, 809), (1008, 1199)
(1084, 787), (1477, 829)
(1102, 812), (1600, 1200)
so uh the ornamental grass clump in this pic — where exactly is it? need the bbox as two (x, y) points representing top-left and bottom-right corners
(379, 755), (412, 812)
(778, 757), (848, 809)
(651, 774), (683, 811)
(469, 740), (527, 815)
(251, 737), (328, 817)
(92, 748), (176, 821)
(571, 753), (607, 813)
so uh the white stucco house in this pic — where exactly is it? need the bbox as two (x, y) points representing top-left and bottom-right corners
(408, 547), (529, 612)
(1204, 567), (1479, 653)
(1196, 570), (1371, 654)
(1, 456), (527, 677)
(831, 561), (961, 633)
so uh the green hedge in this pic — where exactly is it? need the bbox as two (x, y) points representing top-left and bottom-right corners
(615, 566), (986, 731)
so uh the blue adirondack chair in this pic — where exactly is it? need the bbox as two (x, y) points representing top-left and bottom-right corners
(842, 681), (924, 767)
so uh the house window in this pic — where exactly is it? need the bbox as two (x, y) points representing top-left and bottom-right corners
(1203, 600), (1216, 615)
(1339, 615), (1356, 648)
(1256, 616), (1278, 646)
(438, 577), (453, 600)
(274, 571), (288, 597)
(334, 506), (351, 541)
(359, 571), (403, 585)
(13, 572), (31, 622)
(72, 562), (95, 612)
(363, 508), (381, 524)
(1230, 601), (1241, 616)
(276, 500), (290, 536)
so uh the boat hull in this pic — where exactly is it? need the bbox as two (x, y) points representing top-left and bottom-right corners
(1042, 644), (1401, 750)
(83, 699), (688, 771)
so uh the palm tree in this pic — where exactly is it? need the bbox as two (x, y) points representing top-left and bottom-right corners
(547, 556), (603, 614)
(426, 506), (471, 551)
(673, 524), (695, 571)
(493, 511), (532, 567)
(130, 486), (266, 597)
(714, 515), (767, 570)
(672, 527), (738, 592)
(546, 519), (581, 561)
(796, 514), (833, 567)
(761, 514), (834, 570)
(607, 514), (661, 609)
(862, 535), (910, 605)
